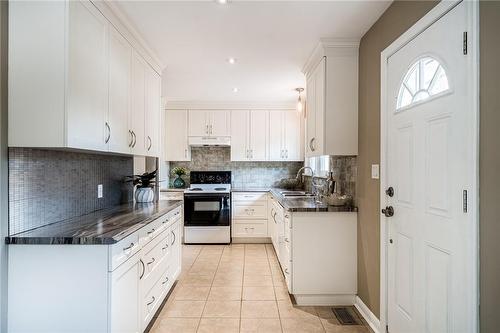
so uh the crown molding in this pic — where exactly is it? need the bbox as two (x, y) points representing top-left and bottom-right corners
(93, 0), (165, 74)
(302, 38), (360, 77)
(165, 101), (296, 110)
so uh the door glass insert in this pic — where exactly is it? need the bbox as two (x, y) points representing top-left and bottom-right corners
(397, 57), (450, 110)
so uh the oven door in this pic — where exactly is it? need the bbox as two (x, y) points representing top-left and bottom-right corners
(184, 193), (230, 227)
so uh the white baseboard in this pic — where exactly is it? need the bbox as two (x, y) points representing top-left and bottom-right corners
(231, 237), (271, 244)
(354, 296), (381, 333)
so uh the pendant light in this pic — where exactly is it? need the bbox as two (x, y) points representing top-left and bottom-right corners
(295, 88), (304, 113)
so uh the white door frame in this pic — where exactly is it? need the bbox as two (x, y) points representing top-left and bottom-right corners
(379, 1), (480, 332)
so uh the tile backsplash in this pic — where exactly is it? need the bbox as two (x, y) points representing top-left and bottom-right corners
(8, 148), (133, 235)
(169, 147), (303, 188)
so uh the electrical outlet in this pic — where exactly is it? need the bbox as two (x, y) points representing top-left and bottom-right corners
(97, 184), (103, 198)
(371, 164), (380, 179)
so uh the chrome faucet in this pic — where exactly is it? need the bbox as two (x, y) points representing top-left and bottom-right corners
(295, 166), (314, 183)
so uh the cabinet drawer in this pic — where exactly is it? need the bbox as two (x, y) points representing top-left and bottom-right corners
(109, 232), (140, 271)
(232, 222), (267, 237)
(232, 192), (267, 202)
(233, 202), (267, 219)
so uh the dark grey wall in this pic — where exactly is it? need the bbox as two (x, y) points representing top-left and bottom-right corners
(479, 2), (500, 332)
(8, 148), (133, 234)
(357, 0), (438, 317)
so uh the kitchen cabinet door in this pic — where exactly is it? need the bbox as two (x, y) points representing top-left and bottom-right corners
(305, 70), (316, 157)
(269, 111), (284, 161)
(284, 110), (303, 161)
(130, 51), (147, 155)
(249, 110), (269, 161)
(66, 0), (108, 152)
(165, 110), (190, 161)
(109, 252), (141, 333)
(313, 57), (326, 156)
(108, 27), (132, 154)
(188, 110), (210, 136)
(230, 110), (249, 161)
(145, 67), (161, 157)
(210, 111), (230, 136)
(170, 220), (182, 280)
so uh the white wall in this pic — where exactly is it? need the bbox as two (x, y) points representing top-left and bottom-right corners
(0, 2), (8, 330)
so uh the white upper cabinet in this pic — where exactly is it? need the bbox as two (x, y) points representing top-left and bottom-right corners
(108, 26), (132, 154)
(231, 110), (268, 161)
(67, 1), (109, 152)
(269, 110), (303, 161)
(8, 0), (162, 157)
(165, 110), (191, 161)
(303, 40), (359, 157)
(145, 67), (161, 157)
(188, 110), (230, 137)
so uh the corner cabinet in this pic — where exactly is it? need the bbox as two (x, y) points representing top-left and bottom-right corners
(8, 0), (162, 157)
(165, 110), (191, 161)
(8, 206), (183, 333)
(231, 110), (269, 161)
(304, 40), (359, 157)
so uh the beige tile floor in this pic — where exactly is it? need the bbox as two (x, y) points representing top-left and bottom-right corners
(149, 244), (372, 333)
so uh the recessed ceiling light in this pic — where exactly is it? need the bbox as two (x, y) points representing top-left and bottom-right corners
(227, 57), (236, 64)
(216, 0), (228, 4)
(232, 87), (239, 93)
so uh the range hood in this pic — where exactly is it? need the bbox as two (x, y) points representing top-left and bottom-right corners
(188, 136), (231, 147)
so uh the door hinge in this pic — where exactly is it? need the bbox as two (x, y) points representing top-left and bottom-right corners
(463, 31), (468, 55)
(463, 190), (468, 213)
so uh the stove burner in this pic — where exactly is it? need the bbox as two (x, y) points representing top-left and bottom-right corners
(190, 188), (203, 191)
(214, 188), (226, 191)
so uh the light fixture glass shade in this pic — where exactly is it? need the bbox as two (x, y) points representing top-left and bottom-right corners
(297, 96), (303, 113)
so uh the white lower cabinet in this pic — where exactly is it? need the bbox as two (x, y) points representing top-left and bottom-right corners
(267, 194), (358, 306)
(7, 206), (183, 333)
(231, 192), (268, 239)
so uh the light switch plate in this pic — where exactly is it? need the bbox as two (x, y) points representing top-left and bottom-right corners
(97, 184), (103, 198)
(371, 164), (380, 179)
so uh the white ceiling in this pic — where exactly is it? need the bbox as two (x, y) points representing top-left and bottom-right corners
(116, 1), (391, 103)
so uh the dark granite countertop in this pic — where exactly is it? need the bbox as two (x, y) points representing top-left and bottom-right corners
(231, 188), (271, 192)
(269, 189), (358, 213)
(5, 200), (183, 245)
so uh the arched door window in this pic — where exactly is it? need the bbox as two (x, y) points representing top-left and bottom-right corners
(397, 56), (450, 110)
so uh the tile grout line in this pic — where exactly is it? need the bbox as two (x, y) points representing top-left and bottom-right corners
(195, 245), (215, 333)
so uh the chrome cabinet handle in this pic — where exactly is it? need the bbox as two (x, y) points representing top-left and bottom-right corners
(206, 124), (209, 134)
(210, 124), (213, 135)
(128, 130), (133, 147)
(171, 230), (176, 246)
(284, 237), (289, 243)
(147, 296), (156, 306)
(309, 138), (316, 152)
(139, 259), (145, 279)
(162, 276), (169, 285)
(285, 268), (289, 275)
(272, 212), (277, 224)
(284, 214), (290, 218)
(147, 136), (152, 151)
(162, 218), (170, 224)
(285, 150), (288, 159)
(147, 257), (155, 265)
(184, 148), (188, 158)
(162, 241), (169, 250)
(105, 122), (111, 144)
(147, 228), (155, 235)
(131, 131), (137, 148)
(123, 242), (134, 252)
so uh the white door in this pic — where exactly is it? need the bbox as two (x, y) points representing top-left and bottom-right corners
(145, 67), (161, 157)
(269, 111), (284, 160)
(188, 110), (209, 136)
(130, 51), (146, 155)
(231, 110), (249, 161)
(108, 27), (132, 154)
(66, 1), (108, 151)
(283, 110), (303, 161)
(210, 111), (230, 136)
(386, 3), (474, 333)
(249, 110), (268, 161)
(165, 110), (190, 161)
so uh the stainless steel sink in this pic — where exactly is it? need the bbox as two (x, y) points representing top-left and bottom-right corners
(279, 190), (314, 198)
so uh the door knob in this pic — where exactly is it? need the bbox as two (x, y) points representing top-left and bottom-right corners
(382, 206), (394, 217)
(385, 187), (394, 197)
